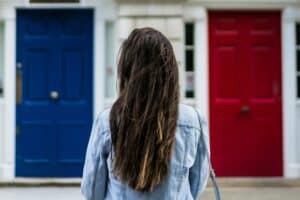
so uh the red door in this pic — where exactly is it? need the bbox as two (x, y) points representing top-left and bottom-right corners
(209, 11), (283, 176)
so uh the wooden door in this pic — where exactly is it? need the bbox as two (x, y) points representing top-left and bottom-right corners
(16, 9), (93, 177)
(209, 11), (282, 176)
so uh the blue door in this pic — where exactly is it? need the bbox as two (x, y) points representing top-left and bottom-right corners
(16, 9), (93, 177)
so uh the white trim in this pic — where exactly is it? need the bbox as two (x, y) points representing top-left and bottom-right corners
(285, 163), (300, 178)
(25, 0), (84, 7)
(94, 8), (106, 117)
(282, 7), (299, 178)
(185, 6), (209, 120)
(103, 20), (118, 104)
(183, 5), (207, 118)
(1, 13), (16, 180)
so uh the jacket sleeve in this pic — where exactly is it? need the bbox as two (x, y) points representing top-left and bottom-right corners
(188, 109), (210, 199)
(81, 114), (109, 200)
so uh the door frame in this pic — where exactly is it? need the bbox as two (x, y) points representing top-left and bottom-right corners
(0, 0), (115, 180)
(183, 5), (299, 178)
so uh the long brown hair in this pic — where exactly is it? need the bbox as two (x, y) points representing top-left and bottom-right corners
(109, 28), (179, 192)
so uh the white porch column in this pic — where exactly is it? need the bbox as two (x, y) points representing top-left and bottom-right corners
(282, 7), (300, 178)
(194, 8), (209, 120)
(93, 10), (106, 117)
(0, 10), (16, 181)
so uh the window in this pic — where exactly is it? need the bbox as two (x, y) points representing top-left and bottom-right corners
(105, 21), (116, 99)
(184, 23), (195, 98)
(0, 22), (4, 97)
(30, 0), (79, 3)
(296, 24), (300, 98)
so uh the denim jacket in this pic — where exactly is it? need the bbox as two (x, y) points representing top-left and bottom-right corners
(81, 104), (210, 200)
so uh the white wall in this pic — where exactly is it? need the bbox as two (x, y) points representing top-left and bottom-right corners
(118, 5), (185, 100)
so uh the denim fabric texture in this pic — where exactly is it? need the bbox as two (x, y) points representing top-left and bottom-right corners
(81, 104), (209, 200)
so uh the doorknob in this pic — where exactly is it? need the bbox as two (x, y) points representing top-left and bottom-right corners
(240, 105), (250, 114)
(50, 91), (59, 100)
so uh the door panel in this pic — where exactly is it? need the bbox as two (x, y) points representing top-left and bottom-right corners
(209, 11), (282, 176)
(26, 50), (50, 101)
(16, 9), (93, 177)
(215, 46), (241, 99)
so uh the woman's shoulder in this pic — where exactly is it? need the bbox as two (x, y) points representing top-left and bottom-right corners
(177, 103), (203, 130)
(95, 106), (112, 133)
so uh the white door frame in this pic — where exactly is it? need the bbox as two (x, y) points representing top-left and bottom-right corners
(0, 0), (117, 180)
(185, 4), (299, 178)
(282, 7), (300, 178)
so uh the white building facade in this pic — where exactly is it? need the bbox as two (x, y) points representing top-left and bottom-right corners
(0, 0), (299, 180)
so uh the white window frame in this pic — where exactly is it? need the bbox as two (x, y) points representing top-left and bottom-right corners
(183, 21), (196, 105)
(183, 6), (208, 117)
(104, 20), (118, 106)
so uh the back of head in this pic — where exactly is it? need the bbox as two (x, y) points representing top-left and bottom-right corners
(109, 27), (180, 192)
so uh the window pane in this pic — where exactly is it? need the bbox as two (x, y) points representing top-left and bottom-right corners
(185, 91), (194, 98)
(105, 21), (116, 98)
(185, 50), (194, 71)
(0, 22), (4, 97)
(185, 72), (195, 98)
(297, 24), (300, 45)
(30, 0), (79, 3)
(185, 23), (194, 46)
(298, 76), (300, 98)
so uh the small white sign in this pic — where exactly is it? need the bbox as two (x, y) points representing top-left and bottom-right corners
(185, 72), (194, 92)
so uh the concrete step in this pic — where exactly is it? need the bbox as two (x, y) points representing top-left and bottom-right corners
(1, 178), (300, 188)
(0, 178), (81, 187)
(208, 178), (300, 188)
